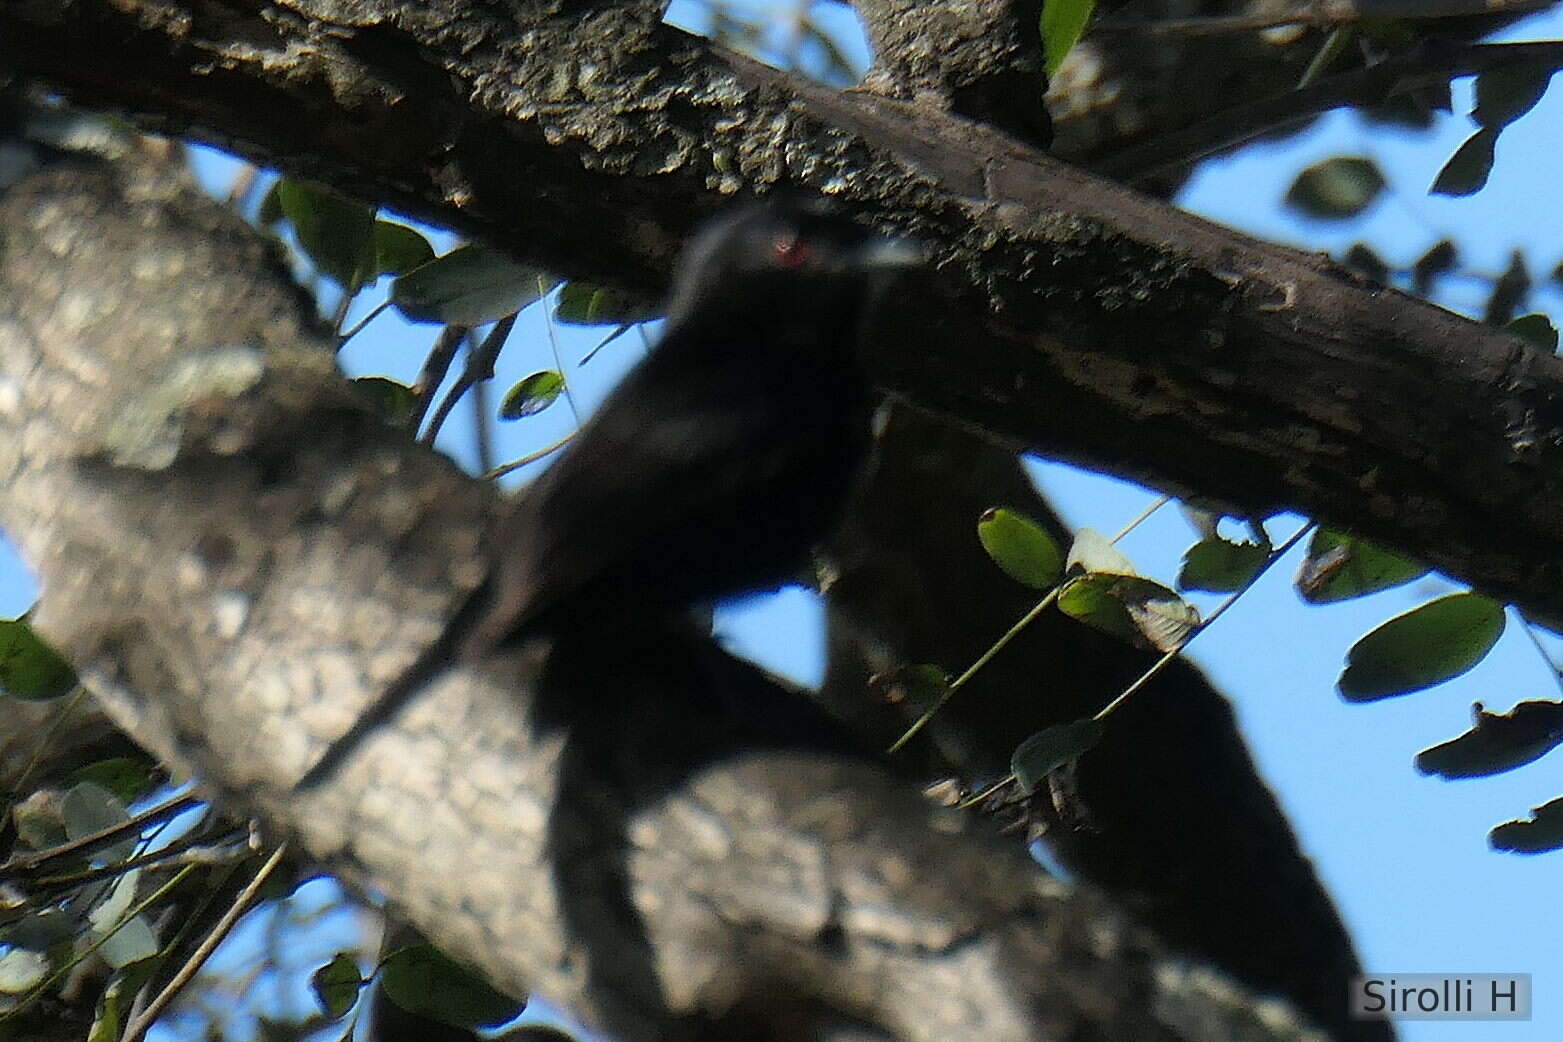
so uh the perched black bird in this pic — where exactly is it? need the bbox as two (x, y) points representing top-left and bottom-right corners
(297, 199), (919, 788)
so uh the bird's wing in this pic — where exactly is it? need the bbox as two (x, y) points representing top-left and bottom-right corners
(463, 347), (840, 654)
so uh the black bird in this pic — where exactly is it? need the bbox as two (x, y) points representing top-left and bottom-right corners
(297, 199), (919, 788)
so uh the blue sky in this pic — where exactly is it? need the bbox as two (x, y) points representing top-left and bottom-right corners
(4, 5), (1563, 1040)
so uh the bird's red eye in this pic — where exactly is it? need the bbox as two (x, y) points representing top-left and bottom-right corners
(771, 233), (812, 269)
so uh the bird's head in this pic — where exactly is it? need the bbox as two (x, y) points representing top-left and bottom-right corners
(663, 198), (922, 331)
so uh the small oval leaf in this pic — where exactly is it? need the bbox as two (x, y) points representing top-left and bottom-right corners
(0, 617), (78, 700)
(1285, 157), (1385, 219)
(500, 370), (566, 420)
(379, 944), (524, 1030)
(1295, 529), (1427, 604)
(63, 782), (136, 863)
(1338, 593), (1505, 702)
(1012, 719), (1105, 793)
(275, 179), (377, 292)
(1343, 243), (1388, 284)
(1411, 239), (1458, 295)
(392, 245), (556, 325)
(1473, 64), (1553, 129)
(371, 221), (436, 278)
(312, 953), (366, 1020)
(1490, 797), (1563, 855)
(978, 508), (1064, 589)
(1415, 700), (1563, 779)
(554, 281), (661, 326)
(353, 376), (418, 427)
(1179, 537), (1269, 593)
(64, 757), (162, 805)
(1430, 128), (1497, 198)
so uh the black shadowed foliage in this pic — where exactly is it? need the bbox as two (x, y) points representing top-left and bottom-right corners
(298, 198), (919, 788)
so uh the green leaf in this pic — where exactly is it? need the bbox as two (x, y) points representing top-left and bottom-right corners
(1040, 0), (1096, 77)
(1490, 796), (1563, 854)
(1284, 157), (1384, 219)
(1415, 700), (1563, 779)
(379, 944), (524, 1030)
(96, 913), (159, 969)
(1504, 313), (1558, 352)
(1473, 64), (1553, 128)
(1058, 575), (1139, 644)
(0, 617), (77, 700)
(353, 376), (418, 426)
(87, 963), (157, 1042)
(1179, 537), (1269, 593)
(553, 281), (660, 326)
(275, 179), (377, 292)
(1295, 529), (1427, 604)
(256, 180), (285, 226)
(1486, 249), (1530, 326)
(62, 781), (135, 862)
(1411, 239), (1458, 295)
(1338, 593), (1505, 702)
(1011, 719), (1105, 792)
(1058, 574), (1193, 650)
(64, 757), (161, 806)
(1430, 128), (1497, 197)
(978, 508), (1064, 589)
(312, 953), (366, 1020)
(392, 245), (556, 325)
(87, 868), (159, 968)
(500, 370), (566, 421)
(1343, 243), (1388, 284)
(371, 221), (436, 278)
(0, 948), (48, 994)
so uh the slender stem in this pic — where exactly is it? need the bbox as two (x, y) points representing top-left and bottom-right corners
(483, 431), (577, 481)
(0, 791), (202, 880)
(888, 588), (1062, 755)
(1092, 521), (1314, 724)
(541, 277), (579, 424)
(120, 845), (290, 1042)
(888, 496), (1173, 755)
(336, 299), (390, 347)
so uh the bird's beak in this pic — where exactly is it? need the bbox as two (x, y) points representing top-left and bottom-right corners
(855, 235), (924, 271)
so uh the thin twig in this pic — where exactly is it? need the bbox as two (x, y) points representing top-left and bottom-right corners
(482, 431), (577, 481)
(336, 299), (391, 347)
(1095, 40), (1563, 184)
(408, 324), (468, 432)
(888, 496), (1173, 755)
(0, 791), (202, 880)
(541, 278), (580, 424)
(422, 314), (517, 445)
(1091, 521), (1314, 723)
(119, 844), (290, 1042)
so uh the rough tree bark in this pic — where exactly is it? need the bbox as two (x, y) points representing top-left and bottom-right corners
(9, 0), (1563, 624)
(0, 148), (1336, 1042)
(3, 0), (1555, 1038)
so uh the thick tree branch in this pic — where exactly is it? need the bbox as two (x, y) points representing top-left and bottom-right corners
(10, 0), (1563, 625)
(0, 150), (1336, 1042)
